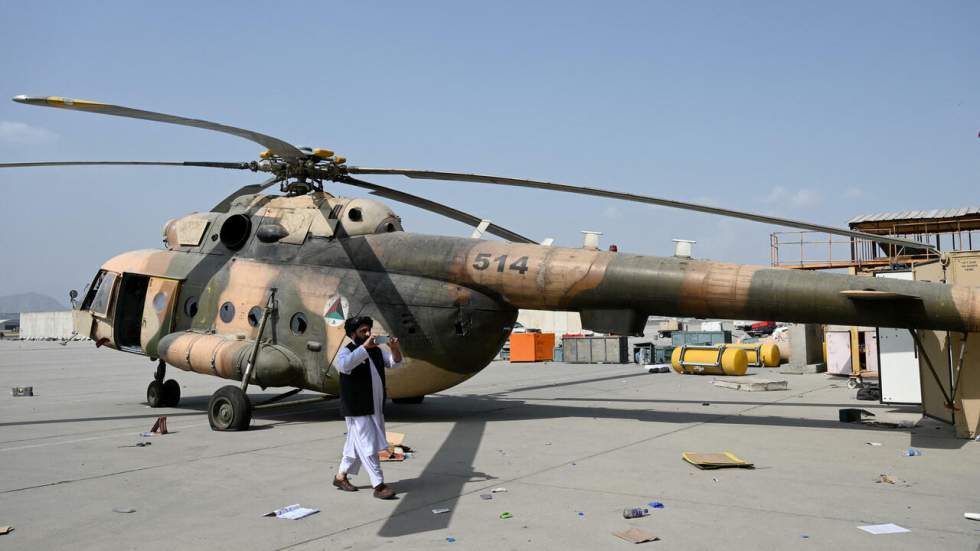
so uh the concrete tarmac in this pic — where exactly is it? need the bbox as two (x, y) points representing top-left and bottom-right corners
(1, 340), (979, 550)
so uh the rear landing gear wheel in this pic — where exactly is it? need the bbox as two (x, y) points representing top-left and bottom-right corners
(392, 395), (425, 404)
(162, 379), (181, 407)
(208, 385), (252, 431)
(147, 380), (165, 407)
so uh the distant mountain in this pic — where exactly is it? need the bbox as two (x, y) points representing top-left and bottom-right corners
(0, 293), (67, 313)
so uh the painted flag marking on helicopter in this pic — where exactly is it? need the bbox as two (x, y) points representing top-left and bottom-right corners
(324, 294), (349, 326)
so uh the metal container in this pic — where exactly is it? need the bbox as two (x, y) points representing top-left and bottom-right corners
(563, 336), (629, 363)
(11, 386), (33, 397)
(671, 331), (732, 347)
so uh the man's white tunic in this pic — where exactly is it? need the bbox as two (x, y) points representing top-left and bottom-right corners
(336, 344), (399, 485)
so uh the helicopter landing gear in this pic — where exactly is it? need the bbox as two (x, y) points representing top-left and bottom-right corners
(208, 385), (252, 431)
(147, 360), (181, 407)
(392, 395), (425, 404)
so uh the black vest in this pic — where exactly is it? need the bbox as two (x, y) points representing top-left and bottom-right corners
(338, 342), (387, 417)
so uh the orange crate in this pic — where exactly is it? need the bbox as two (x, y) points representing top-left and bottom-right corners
(534, 333), (555, 361)
(510, 333), (555, 362)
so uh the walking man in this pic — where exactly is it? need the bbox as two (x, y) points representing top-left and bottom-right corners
(333, 316), (403, 499)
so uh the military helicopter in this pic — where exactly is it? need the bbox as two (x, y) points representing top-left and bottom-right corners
(4, 95), (977, 432)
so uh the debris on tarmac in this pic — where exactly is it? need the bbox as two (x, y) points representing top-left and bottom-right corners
(682, 452), (753, 470)
(148, 416), (168, 435)
(480, 494), (493, 500)
(446, 536), (456, 543)
(491, 487), (508, 493)
(263, 504), (319, 520)
(963, 513), (980, 521)
(712, 378), (787, 391)
(902, 448), (923, 457)
(0, 526), (13, 535)
(857, 523), (909, 535)
(113, 507), (136, 513)
(866, 442), (883, 446)
(380, 432), (412, 461)
(11, 386), (33, 397)
(648, 501), (664, 509)
(613, 526), (659, 543)
(432, 508), (451, 514)
(876, 474), (897, 484)
(499, 512), (513, 519)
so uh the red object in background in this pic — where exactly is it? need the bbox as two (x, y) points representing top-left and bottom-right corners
(609, 244), (618, 252)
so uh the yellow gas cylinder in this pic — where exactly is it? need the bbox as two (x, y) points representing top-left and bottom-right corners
(671, 345), (748, 376)
(728, 343), (781, 367)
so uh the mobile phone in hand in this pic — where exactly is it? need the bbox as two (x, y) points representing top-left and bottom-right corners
(374, 335), (389, 345)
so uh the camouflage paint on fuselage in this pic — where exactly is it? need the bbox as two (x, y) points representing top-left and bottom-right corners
(81, 190), (980, 399)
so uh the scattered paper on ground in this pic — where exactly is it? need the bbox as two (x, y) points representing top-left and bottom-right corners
(858, 523), (909, 535)
(876, 474), (896, 484)
(682, 452), (754, 470)
(712, 378), (787, 391)
(432, 508), (451, 514)
(613, 527), (659, 544)
(0, 526), (12, 535)
(264, 504), (319, 520)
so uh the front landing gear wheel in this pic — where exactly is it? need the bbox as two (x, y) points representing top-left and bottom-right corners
(208, 385), (252, 431)
(162, 379), (181, 407)
(147, 380), (165, 407)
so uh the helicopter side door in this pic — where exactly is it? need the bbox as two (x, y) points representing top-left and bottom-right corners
(110, 274), (180, 355)
(140, 277), (180, 358)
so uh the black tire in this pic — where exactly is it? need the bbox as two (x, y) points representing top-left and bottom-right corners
(147, 380), (165, 408)
(392, 395), (425, 405)
(162, 379), (181, 407)
(208, 385), (252, 431)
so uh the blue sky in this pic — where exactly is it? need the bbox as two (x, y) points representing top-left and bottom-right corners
(1, 1), (977, 301)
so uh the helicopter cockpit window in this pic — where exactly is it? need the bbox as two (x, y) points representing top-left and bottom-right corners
(88, 271), (118, 317)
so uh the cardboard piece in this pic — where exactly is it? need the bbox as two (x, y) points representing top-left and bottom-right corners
(682, 452), (753, 470)
(613, 527), (659, 544)
(379, 432), (412, 461)
(713, 378), (788, 392)
(0, 526), (13, 535)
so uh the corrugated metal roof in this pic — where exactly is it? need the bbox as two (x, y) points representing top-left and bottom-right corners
(849, 207), (980, 224)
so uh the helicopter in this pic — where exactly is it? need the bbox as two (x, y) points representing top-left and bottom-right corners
(3, 94), (978, 432)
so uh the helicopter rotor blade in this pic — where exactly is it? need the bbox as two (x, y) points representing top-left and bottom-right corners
(346, 167), (934, 253)
(338, 175), (535, 244)
(12, 95), (306, 162)
(0, 160), (253, 169)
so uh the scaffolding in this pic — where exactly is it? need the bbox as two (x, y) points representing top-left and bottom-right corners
(771, 209), (980, 272)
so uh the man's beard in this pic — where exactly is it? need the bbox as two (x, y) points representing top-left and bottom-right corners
(352, 335), (367, 346)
